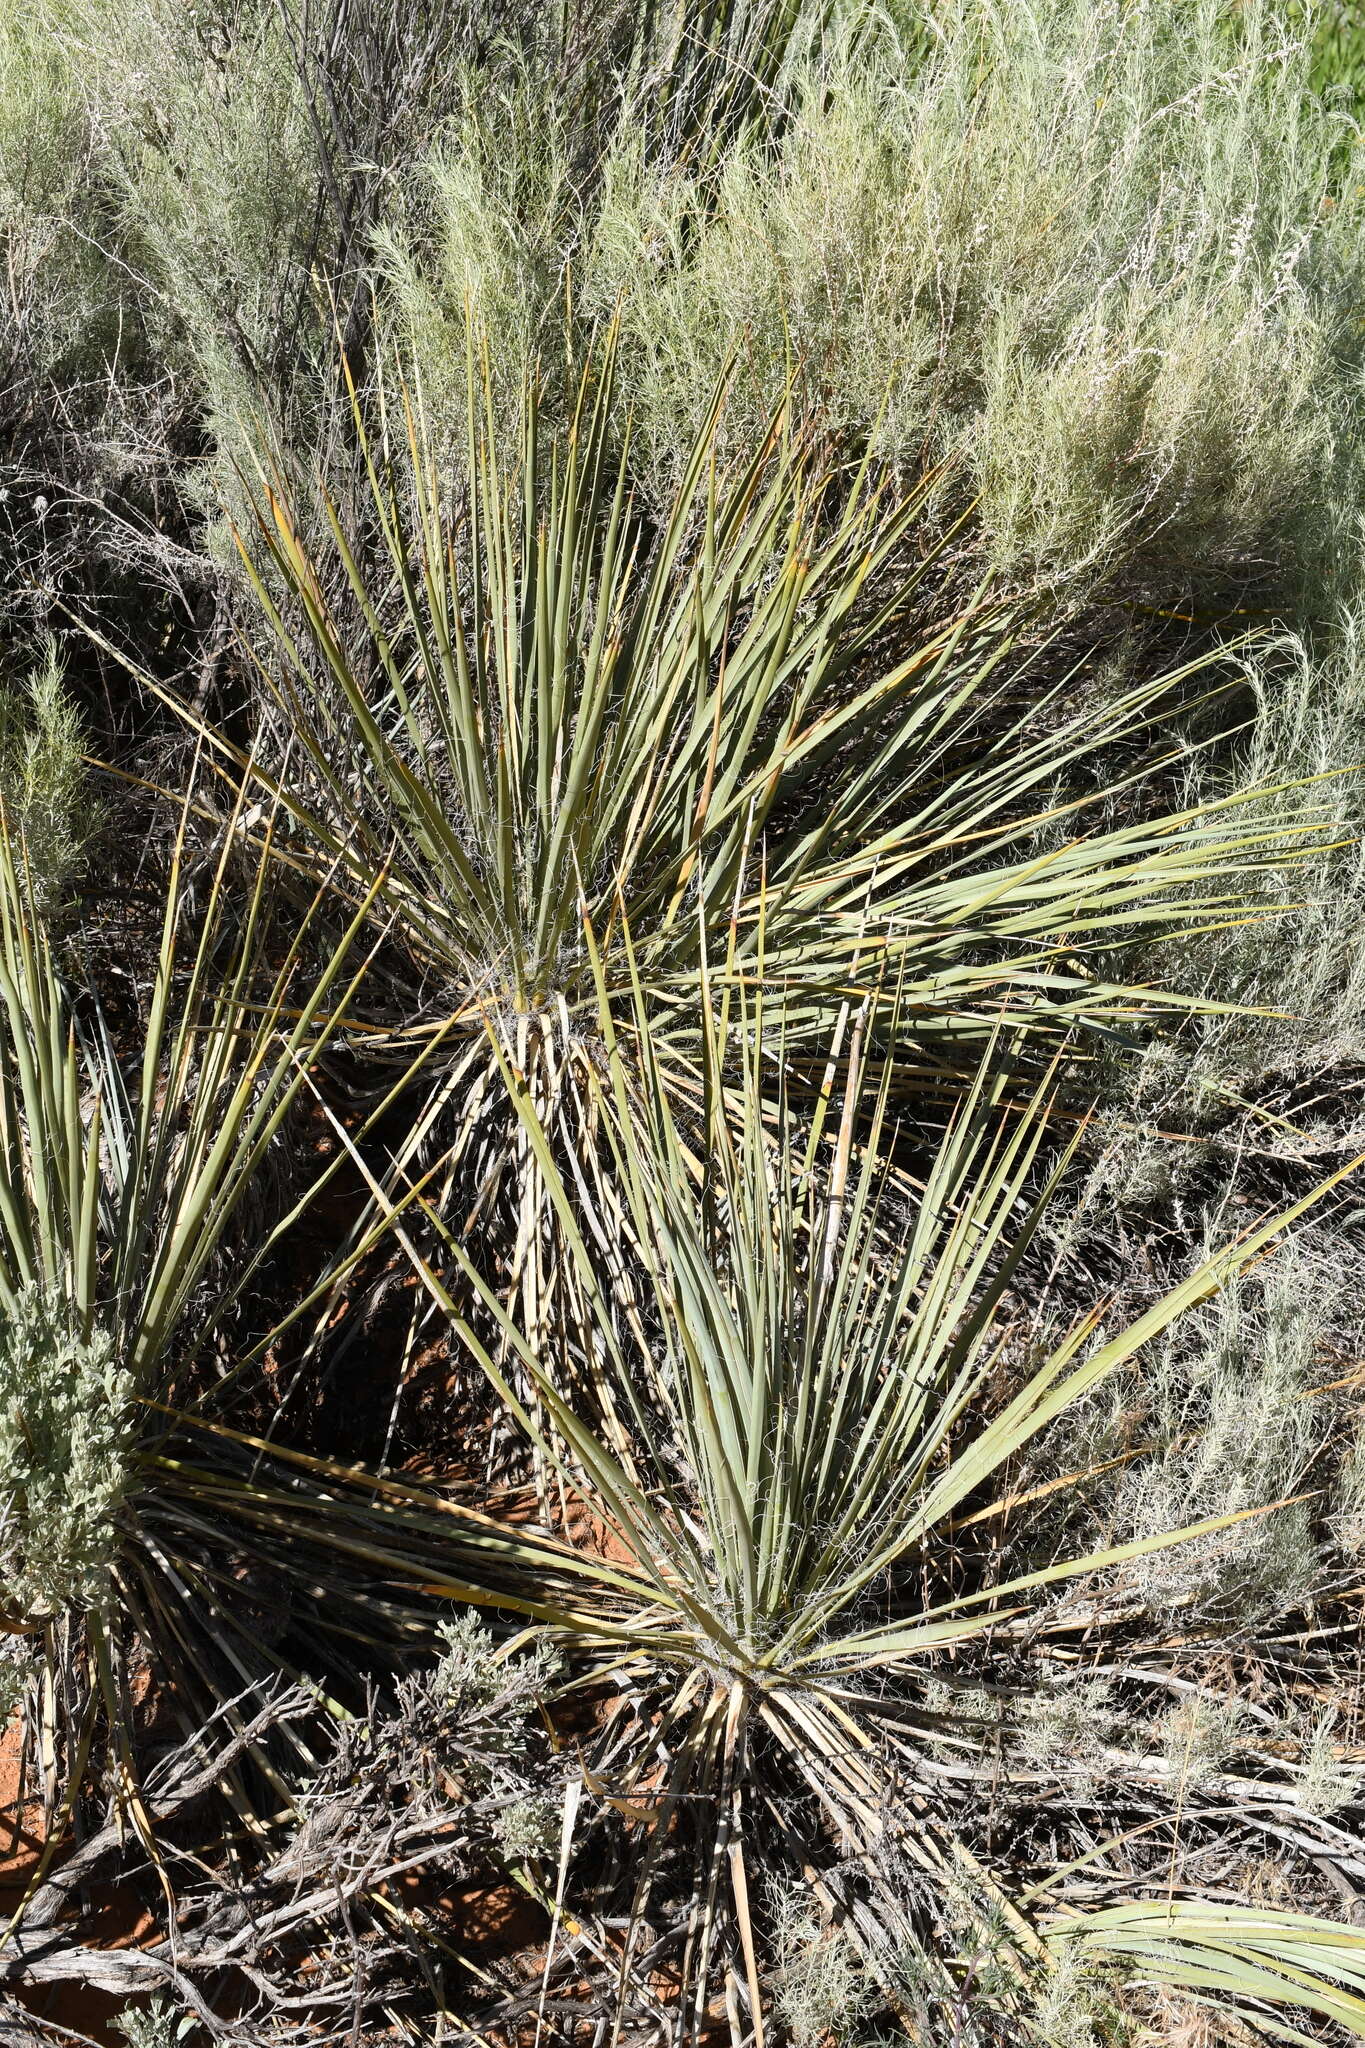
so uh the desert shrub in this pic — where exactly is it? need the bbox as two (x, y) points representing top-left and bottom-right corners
(1309, 0), (1365, 114)
(0, 1639), (27, 1720)
(1334, 1420), (1365, 1557)
(113, 2001), (193, 2048)
(42, 0), (325, 563)
(583, 75), (934, 482)
(3, 0), (1353, 657)
(0, 0), (332, 652)
(297, 1613), (563, 1845)
(1161, 1694), (1251, 1789)
(597, 0), (1363, 608)
(0, 6), (124, 396)
(770, 1887), (872, 2048)
(0, 1630), (571, 2034)
(374, 46), (586, 461)
(28, 0), (513, 605)
(0, 1286), (134, 1622)
(386, 0), (1365, 614)
(1017, 1676), (1126, 1791)
(1108, 1240), (1340, 1624)
(1192, 617), (1365, 1061)
(1025, 1944), (1128, 2048)
(376, 0), (850, 452)
(428, 1612), (560, 1775)
(0, 642), (94, 915)
(1074, 599), (1365, 1230)
(0, 5), (155, 647)
(1295, 1704), (1361, 1815)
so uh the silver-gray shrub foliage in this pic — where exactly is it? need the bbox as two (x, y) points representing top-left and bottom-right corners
(0, 1286), (134, 1622)
(384, 0), (1365, 611)
(13, 0), (1360, 625)
(1025, 1226), (1355, 1630)
(113, 2003), (193, 2048)
(1112, 1241), (1337, 1623)
(0, 643), (94, 920)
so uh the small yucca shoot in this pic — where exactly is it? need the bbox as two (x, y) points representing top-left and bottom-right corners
(0, 787), (405, 1828)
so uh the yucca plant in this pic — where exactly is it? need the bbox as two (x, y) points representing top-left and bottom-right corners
(0, 782), (688, 1915)
(383, 984), (1365, 2045)
(155, 334), (1338, 1333)
(0, 792), (375, 1818)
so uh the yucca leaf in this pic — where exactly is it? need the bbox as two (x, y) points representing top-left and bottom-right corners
(1052, 1901), (1365, 2040)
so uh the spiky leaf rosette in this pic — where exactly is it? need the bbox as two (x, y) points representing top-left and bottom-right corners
(388, 987), (1365, 2046)
(0, 789), (665, 1883)
(0, 783), (607, 1968)
(171, 336), (1333, 1183)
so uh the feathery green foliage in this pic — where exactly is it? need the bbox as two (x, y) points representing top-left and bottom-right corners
(0, 643), (93, 916)
(0, 1288), (132, 1621)
(386, 0), (1365, 611)
(0, 3), (116, 387)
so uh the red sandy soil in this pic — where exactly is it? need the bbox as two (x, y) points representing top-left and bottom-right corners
(0, 1707), (157, 2045)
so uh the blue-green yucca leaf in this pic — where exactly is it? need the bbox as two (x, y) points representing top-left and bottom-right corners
(1050, 1901), (1365, 2045)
